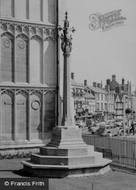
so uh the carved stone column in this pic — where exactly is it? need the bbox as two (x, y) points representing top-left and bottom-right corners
(59, 12), (75, 126)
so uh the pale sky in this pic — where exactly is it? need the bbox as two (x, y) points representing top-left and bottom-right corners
(59, 0), (136, 91)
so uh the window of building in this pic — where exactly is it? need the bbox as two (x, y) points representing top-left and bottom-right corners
(96, 103), (99, 110)
(101, 103), (103, 110)
(96, 94), (99, 101)
(101, 94), (103, 101)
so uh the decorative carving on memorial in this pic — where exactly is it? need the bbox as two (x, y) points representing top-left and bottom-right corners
(58, 12), (75, 56)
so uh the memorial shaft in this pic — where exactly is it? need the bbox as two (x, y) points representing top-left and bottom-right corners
(59, 12), (75, 126)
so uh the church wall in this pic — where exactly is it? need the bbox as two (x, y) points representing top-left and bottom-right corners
(0, 0), (57, 150)
(0, 0), (56, 24)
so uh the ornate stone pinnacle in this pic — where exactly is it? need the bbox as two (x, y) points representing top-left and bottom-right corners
(64, 11), (69, 28)
(65, 11), (68, 20)
(59, 12), (75, 55)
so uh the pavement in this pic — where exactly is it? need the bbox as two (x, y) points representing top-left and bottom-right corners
(0, 158), (136, 190)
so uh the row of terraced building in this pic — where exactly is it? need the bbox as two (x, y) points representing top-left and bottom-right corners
(71, 73), (136, 122)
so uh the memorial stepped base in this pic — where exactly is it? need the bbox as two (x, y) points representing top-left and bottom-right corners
(21, 126), (112, 178)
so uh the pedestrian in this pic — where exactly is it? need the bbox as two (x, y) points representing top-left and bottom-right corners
(131, 121), (135, 136)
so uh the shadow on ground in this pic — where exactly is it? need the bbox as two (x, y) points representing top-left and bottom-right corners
(13, 169), (31, 177)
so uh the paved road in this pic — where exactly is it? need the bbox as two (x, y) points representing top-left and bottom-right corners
(0, 158), (136, 190)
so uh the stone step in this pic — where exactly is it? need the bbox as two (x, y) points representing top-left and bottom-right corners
(30, 152), (103, 166)
(21, 158), (111, 169)
(40, 145), (94, 156)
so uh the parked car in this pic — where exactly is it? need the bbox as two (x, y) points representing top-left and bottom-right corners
(106, 120), (115, 125)
(114, 121), (123, 128)
(89, 122), (106, 134)
(97, 124), (121, 137)
(114, 119), (123, 127)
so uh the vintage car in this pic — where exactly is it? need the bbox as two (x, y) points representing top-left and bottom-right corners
(97, 124), (121, 137)
(89, 122), (106, 134)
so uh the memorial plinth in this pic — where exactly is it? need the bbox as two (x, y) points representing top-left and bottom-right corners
(21, 126), (111, 178)
(21, 12), (112, 178)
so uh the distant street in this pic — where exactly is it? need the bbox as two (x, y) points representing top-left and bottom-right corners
(82, 126), (136, 139)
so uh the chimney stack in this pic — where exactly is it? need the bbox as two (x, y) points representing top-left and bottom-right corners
(122, 78), (125, 85)
(101, 82), (102, 89)
(112, 75), (116, 81)
(84, 80), (87, 86)
(71, 72), (74, 80)
(93, 82), (97, 87)
(106, 79), (110, 85)
(106, 79), (110, 91)
(97, 83), (101, 88)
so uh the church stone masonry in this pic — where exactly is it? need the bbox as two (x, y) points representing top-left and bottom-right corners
(0, 0), (57, 151)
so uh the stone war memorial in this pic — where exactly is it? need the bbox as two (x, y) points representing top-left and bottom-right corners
(21, 12), (112, 178)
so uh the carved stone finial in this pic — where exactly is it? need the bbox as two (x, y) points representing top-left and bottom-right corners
(59, 12), (75, 55)
(65, 11), (68, 20)
(64, 11), (69, 28)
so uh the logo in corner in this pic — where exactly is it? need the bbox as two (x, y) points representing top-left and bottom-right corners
(89, 9), (126, 31)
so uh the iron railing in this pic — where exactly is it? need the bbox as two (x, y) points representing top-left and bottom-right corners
(83, 134), (136, 168)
